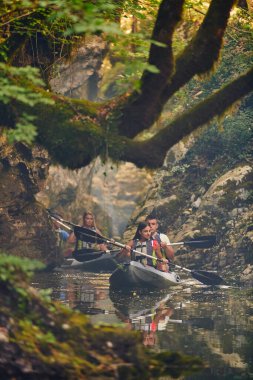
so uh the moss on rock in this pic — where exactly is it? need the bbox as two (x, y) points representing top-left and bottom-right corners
(0, 254), (203, 379)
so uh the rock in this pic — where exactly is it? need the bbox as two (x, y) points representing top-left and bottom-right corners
(0, 139), (58, 265)
(125, 142), (253, 283)
(192, 197), (201, 209)
(0, 327), (9, 343)
(242, 265), (253, 276)
(50, 35), (108, 100)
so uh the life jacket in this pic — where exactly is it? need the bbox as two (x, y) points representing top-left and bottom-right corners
(152, 232), (166, 258)
(75, 227), (96, 251)
(132, 239), (159, 267)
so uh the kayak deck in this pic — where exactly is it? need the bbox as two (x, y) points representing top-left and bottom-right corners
(110, 261), (181, 289)
(61, 250), (121, 272)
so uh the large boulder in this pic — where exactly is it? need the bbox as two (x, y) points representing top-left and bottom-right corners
(0, 139), (58, 265)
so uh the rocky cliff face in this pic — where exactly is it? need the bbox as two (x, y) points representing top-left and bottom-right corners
(123, 140), (253, 286)
(50, 35), (108, 100)
(0, 35), (109, 264)
(0, 138), (58, 265)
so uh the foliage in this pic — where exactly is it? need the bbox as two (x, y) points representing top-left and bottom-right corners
(0, 63), (54, 144)
(184, 100), (253, 166)
(0, 0), (120, 42)
(0, 253), (45, 282)
(159, 6), (253, 126)
(0, 253), (44, 305)
(171, 163), (190, 174)
(0, 252), (203, 378)
(0, 0), (252, 168)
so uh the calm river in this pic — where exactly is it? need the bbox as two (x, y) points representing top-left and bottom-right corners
(32, 269), (253, 380)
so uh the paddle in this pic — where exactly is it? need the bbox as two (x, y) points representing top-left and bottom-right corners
(48, 211), (120, 262)
(72, 248), (120, 262)
(47, 210), (76, 229)
(50, 215), (73, 231)
(49, 211), (216, 249)
(48, 210), (104, 243)
(48, 211), (224, 286)
(168, 235), (216, 249)
(170, 263), (224, 286)
(50, 213), (215, 249)
(68, 225), (224, 286)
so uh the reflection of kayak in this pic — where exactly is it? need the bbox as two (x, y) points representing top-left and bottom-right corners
(109, 289), (172, 318)
(110, 289), (214, 332)
(61, 249), (122, 272)
(109, 261), (181, 289)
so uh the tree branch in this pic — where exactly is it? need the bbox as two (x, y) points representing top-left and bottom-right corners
(116, 67), (253, 168)
(118, 0), (184, 137)
(160, 0), (237, 101)
(118, 0), (236, 138)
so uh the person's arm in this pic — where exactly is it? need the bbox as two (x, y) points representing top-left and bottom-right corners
(160, 234), (174, 261)
(164, 244), (174, 261)
(120, 240), (133, 258)
(154, 241), (168, 263)
(67, 231), (76, 244)
(94, 228), (108, 251)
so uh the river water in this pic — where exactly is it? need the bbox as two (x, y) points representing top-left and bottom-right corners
(32, 268), (253, 379)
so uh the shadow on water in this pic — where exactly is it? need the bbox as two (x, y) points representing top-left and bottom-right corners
(32, 269), (253, 380)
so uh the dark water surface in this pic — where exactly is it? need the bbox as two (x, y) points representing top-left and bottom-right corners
(32, 269), (253, 379)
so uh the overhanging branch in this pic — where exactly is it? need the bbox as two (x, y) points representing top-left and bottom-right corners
(118, 0), (184, 137)
(118, 0), (236, 138)
(160, 0), (237, 103)
(116, 67), (253, 168)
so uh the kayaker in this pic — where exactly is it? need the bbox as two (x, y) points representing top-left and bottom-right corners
(52, 213), (70, 245)
(121, 222), (168, 271)
(145, 215), (174, 262)
(68, 211), (107, 252)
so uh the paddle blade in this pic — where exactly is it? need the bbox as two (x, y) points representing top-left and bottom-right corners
(74, 226), (105, 244)
(191, 270), (224, 286)
(184, 235), (216, 249)
(72, 249), (105, 262)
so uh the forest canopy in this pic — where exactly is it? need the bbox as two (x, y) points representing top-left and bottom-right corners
(0, 0), (252, 169)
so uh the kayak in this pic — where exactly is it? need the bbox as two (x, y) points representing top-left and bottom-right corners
(110, 290), (173, 318)
(61, 249), (122, 272)
(109, 261), (182, 289)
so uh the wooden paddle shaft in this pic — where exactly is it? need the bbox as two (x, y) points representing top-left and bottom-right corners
(50, 216), (73, 231)
(104, 238), (165, 263)
(173, 264), (191, 273)
(167, 239), (212, 247)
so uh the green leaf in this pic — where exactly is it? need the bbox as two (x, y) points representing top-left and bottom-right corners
(150, 39), (167, 48)
(5, 113), (38, 145)
(145, 64), (160, 74)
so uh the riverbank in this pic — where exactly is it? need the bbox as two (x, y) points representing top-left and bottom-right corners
(0, 254), (203, 379)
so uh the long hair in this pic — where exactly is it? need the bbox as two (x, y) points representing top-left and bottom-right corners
(133, 222), (149, 240)
(82, 211), (95, 228)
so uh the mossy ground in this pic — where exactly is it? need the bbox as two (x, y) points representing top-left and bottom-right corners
(0, 253), (203, 379)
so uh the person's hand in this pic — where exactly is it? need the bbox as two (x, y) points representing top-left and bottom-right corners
(124, 245), (132, 252)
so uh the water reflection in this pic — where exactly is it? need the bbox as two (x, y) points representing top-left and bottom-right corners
(110, 291), (179, 348)
(32, 270), (253, 379)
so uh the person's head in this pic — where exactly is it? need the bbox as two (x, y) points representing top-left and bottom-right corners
(145, 215), (159, 235)
(143, 331), (156, 347)
(133, 222), (152, 241)
(82, 211), (95, 228)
